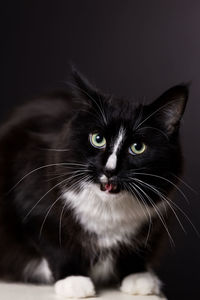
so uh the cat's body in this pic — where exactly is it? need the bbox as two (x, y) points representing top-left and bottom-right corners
(0, 70), (188, 298)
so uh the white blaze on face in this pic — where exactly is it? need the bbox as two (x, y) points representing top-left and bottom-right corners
(105, 127), (125, 170)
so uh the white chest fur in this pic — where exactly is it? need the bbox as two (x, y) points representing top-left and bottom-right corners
(63, 183), (149, 248)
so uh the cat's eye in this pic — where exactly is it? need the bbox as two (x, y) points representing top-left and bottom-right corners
(89, 133), (106, 149)
(129, 142), (146, 155)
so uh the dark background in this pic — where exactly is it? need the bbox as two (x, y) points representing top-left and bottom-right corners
(1, 1), (200, 299)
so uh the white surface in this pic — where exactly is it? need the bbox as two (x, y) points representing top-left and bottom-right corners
(0, 282), (167, 300)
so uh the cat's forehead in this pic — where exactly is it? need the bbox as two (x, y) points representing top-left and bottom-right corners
(108, 97), (140, 115)
(101, 99), (143, 132)
(79, 96), (146, 136)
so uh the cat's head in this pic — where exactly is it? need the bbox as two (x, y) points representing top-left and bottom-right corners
(57, 69), (188, 206)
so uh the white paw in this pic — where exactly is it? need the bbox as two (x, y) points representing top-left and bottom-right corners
(120, 272), (161, 296)
(54, 276), (95, 298)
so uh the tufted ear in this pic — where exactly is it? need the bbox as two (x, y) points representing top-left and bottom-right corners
(70, 66), (100, 107)
(147, 85), (189, 134)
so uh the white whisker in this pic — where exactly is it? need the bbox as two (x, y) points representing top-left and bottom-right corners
(131, 181), (175, 246)
(8, 162), (89, 193)
(40, 173), (92, 240)
(8, 163), (67, 193)
(23, 177), (70, 221)
(125, 182), (152, 246)
(68, 82), (107, 125)
(39, 194), (63, 238)
(47, 169), (90, 182)
(166, 198), (200, 238)
(135, 100), (178, 130)
(132, 172), (189, 204)
(171, 173), (197, 194)
(132, 178), (186, 234)
(40, 148), (70, 152)
(59, 202), (68, 247)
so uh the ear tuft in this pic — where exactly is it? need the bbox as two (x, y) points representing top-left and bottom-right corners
(69, 65), (98, 106)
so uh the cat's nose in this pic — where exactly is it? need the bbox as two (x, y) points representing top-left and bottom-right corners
(103, 167), (116, 178)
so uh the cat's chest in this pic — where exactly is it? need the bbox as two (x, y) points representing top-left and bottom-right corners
(63, 183), (148, 248)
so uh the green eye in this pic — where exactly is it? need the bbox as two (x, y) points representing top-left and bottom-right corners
(90, 133), (106, 149)
(129, 142), (146, 155)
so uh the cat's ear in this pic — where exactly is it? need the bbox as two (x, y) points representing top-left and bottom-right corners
(148, 85), (189, 134)
(69, 66), (100, 107)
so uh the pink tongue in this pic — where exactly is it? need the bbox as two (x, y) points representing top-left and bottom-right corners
(105, 183), (113, 192)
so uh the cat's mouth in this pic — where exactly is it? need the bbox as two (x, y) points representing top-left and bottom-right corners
(100, 182), (120, 193)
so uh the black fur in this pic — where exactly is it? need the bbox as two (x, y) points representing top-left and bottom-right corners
(0, 69), (188, 287)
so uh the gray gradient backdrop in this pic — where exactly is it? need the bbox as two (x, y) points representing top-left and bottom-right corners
(1, 1), (200, 299)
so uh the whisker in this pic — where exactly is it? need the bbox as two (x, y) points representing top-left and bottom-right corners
(39, 173), (92, 239)
(63, 172), (90, 187)
(59, 202), (68, 247)
(166, 198), (200, 238)
(40, 172), (91, 239)
(39, 194), (63, 238)
(133, 105), (144, 129)
(8, 162), (89, 193)
(25, 169), (89, 222)
(132, 178), (186, 234)
(46, 168), (90, 182)
(125, 167), (148, 174)
(171, 173), (197, 194)
(39, 148), (70, 152)
(131, 172), (189, 204)
(98, 93), (108, 125)
(64, 174), (91, 193)
(135, 100), (179, 130)
(131, 181), (175, 246)
(23, 177), (70, 221)
(130, 176), (200, 238)
(125, 182), (152, 246)
(59, 174), (92, 246)
(67, 81), (107, 125)
(127, 182), (149, 221)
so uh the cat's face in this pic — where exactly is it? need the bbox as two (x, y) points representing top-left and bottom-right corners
(58, 70), (188, 206)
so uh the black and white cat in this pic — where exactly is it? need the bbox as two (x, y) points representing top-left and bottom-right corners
(0, 68), (188, 298)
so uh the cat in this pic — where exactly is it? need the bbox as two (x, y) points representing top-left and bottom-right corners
(0, 67), (188, 298)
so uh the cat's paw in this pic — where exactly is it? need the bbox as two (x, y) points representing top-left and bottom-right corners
(54, 276), (95, 298)
(120, 272), (161, 296)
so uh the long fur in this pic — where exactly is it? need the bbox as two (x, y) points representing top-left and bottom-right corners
(0, 69), (188, 292)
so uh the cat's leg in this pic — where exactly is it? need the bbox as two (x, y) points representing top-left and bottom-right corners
(54, 276), (95, 298)
(43, 248), (96, 298)
(120, 271), (161, 296)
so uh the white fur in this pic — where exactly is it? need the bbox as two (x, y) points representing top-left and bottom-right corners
(105, 127), (125, 170)
(54, 276), (95, 298)
(63, 175), (165, 283)
(106, 153), (117, 170)
(90, 253), (115, 283)
(63, 183), (149, 248)
(100, 174), (108, 183)
(120, 272), (161, 295)
(24, 258), (53, 283)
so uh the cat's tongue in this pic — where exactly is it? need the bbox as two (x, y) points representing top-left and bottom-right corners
(104, 183), (113, 192)
(100, 182), (119, 193)
(102, 182), (118, 193)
